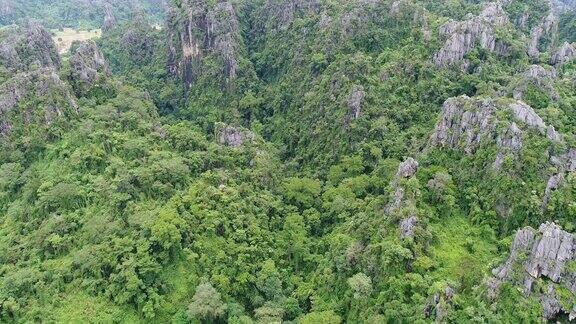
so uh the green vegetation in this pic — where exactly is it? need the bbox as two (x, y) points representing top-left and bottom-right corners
(0, 0), (575, 322)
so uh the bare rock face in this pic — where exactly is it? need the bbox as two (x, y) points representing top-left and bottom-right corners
(206, 1), (239, 83)
(167, 0), (241, 89)
(215, 123), (255, 148)
(430, 96), (497, 154)
(0, 22), (77, 140)
(345, 85), (365, 123)
(387, 157), (420, 239)
(512, 65), (558, 101)
(527, 13), (557, 58)
(493, 122), (523, 169)
(491, 223), (576, 321)
(550, 42), (576, 65)
(509, 101), (546, 131)
(0, 0), (14, 17)
(0, 22), (60, 72)
(434, 2), (509, 67)
(551, 0), (576, 13)
(430, 95), (571, 207)
(102, 3), (117, 32)
(0, 68), (78, 139)
(69, 40), (111, 95)
(424, 286), (455, 322)
(399, 216), (418, 239)
(430, 96), (557, 157)
(396, 157), (419, 179)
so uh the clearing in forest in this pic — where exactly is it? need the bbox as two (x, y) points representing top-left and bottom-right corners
(52, 28), (102, 54)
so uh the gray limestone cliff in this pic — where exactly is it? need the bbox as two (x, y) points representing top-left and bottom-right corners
(0, 23), (77, 140)
(166, 0), (241, 90)
(69, 40), (111, 96)
(511, 65), (558, 101)
(429, 95), (573, 210)
(490, 222), (576, 321)
(0, 22), (60, 72)
(550, 42), (576, 65)
(434, 2), (509, 68)
(387, 157), (420, 239)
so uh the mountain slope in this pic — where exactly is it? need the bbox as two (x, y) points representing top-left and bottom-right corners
(0, 0), (575, 322)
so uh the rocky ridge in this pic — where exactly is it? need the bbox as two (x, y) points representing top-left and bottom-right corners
(167, 0), (241, 89)
(490, 222), (576, 321)
(434, 2), (509, 68)
(550, 42), (576, 65)
(0, 22), (60, 72)
(0, 23), (77, 140)
(69, 40), (111, 96)
(386, 157), (420, 239)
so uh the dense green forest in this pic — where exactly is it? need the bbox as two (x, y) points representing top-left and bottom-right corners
(0, 0), (164, 29)
(0, 0), (575, 322)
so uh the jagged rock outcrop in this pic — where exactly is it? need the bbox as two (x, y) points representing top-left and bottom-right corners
(424, 286), (455, 322)
(429, 95), (572, 206)
(215, 123), (254, 148)
(387, 158), (419, 239)
(102, 3), (117, 32)
(550, 42), (576, 65)
(0, 68), (78, 139)
(206, 1), (239, 83)
(512, 65), (558, 101)
(527, 12), (557, 58)
(430, 96), (559, 157)
(493, 122), (523, 169)
(167, 0), (241, 89)
(0, 22), (78, 141)
(509, 101), (546, 130)
(395, 157), (419, 180)
(69, 40), (111, 95)
(345, 85), (365, 124)
(490, 223), (576, 320)
(0, 22), (60, 72)
(551, 0), (576, 13)
(399, 216), (418, 239)
(0, 0), (14, 17)
(430, 96), (497, 154)
(434, 2), (509, 67)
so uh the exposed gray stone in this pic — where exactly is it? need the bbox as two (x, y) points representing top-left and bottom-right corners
(215, 123), (254, 148)
(541, 285), (562, 320)
(491, 223), (576, 320)
(509, 101), (546, 131)
(430, 95), (497, 154)
(0, 67), (78, 139)
(434, 2), (509, 67)
(396, 157), (419, 179)
(102, 3), (117, 32)
(550, 42), (576, 65)
(347, 85), (365, 120)
(399, 215), (418, 239)
(424, 286), (455, 322)
(542, 173), (564, 210)
(167, 0), (242, 89)
(69, 40), (111, 95)
(512, 65), (558, 101)
(528, 12), (557, 58)
(493, 122), (523, 169)
(0, 22), (60, 72)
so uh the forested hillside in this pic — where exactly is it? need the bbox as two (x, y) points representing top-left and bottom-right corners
(0, 0), (164, 29)
(0, 0), (575, 323)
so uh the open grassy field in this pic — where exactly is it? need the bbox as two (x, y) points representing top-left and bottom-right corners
(52, 28), (101, 54)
